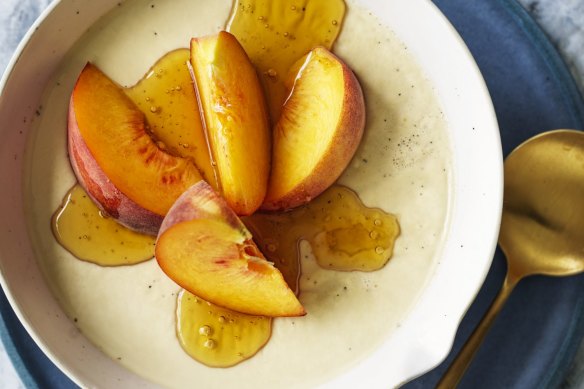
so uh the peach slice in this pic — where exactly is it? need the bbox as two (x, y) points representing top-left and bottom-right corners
(156, 181), (304, 317)
(262, 47), (366, 211)
(190, 31), (271, 216)
(68, 63), (204, 234)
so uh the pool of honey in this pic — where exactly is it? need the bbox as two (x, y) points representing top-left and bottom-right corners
(24, 0), (452, 387)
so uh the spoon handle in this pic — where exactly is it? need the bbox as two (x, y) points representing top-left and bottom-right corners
(436, 273), (520, 389)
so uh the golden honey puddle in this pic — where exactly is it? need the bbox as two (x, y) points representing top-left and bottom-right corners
(124, 48), (218, 189)
(52, 185), (155, 266)
(177, 290), (271, 367)
(244, 185), (400, 284)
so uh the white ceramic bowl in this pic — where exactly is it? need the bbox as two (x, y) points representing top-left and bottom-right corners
(0, 0), (502, 387)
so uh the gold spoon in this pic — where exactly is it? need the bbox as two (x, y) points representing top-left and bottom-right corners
(437, 129), (584, 388)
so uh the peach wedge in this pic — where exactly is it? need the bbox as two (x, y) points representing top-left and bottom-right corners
(262, 47), (365, 211)
(190, 31), (271, 216)
(156, 181), (305, 317)
(68, 63), (204, 235)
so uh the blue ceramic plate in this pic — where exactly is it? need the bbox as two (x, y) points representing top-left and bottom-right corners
(1, 0), (583, 387)
(407, 0), (584, 388)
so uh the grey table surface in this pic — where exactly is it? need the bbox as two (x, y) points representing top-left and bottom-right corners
(0, 0), (583, 388)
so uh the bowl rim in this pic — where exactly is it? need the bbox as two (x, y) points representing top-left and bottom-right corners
(323, 0), (503, 387)
(0, 0), (73, 385)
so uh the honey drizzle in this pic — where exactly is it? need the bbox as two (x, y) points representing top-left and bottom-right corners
(124, 48), (218, 189)
(52, 185), (155, 266)
(226, 0), (346, 121)
(244, 185), (400, 279)
(177, 290), (271, 368)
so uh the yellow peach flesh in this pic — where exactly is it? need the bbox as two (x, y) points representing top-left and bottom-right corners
(263, 47), (365, 211)
(190, 31), (271, 216)
(156, 218), (305, 317)
(71, 64), (204, 217)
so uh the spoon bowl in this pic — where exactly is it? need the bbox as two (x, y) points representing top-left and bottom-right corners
(438, 129), (584, 388)
(500, 129), (584, 278)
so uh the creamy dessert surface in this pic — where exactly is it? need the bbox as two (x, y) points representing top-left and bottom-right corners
(23, 0), (452, 387)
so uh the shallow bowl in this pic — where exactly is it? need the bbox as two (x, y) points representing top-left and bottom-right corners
(0, 0), (502, 387)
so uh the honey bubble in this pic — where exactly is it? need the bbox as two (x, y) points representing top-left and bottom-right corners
(198, 325), (213, 336)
